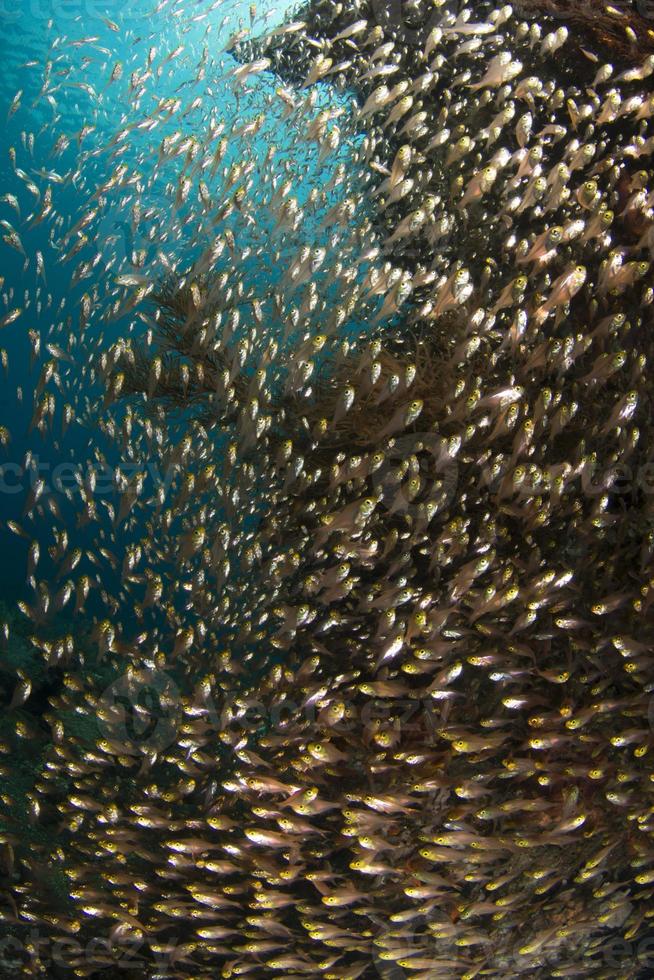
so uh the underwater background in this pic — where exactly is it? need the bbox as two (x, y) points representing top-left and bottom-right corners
(1, 0), (654, 977)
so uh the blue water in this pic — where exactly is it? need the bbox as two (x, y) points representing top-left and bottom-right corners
(0, 0), (375, 611)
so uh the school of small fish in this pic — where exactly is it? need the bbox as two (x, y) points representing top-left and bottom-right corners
(1, 0), (654, 977)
